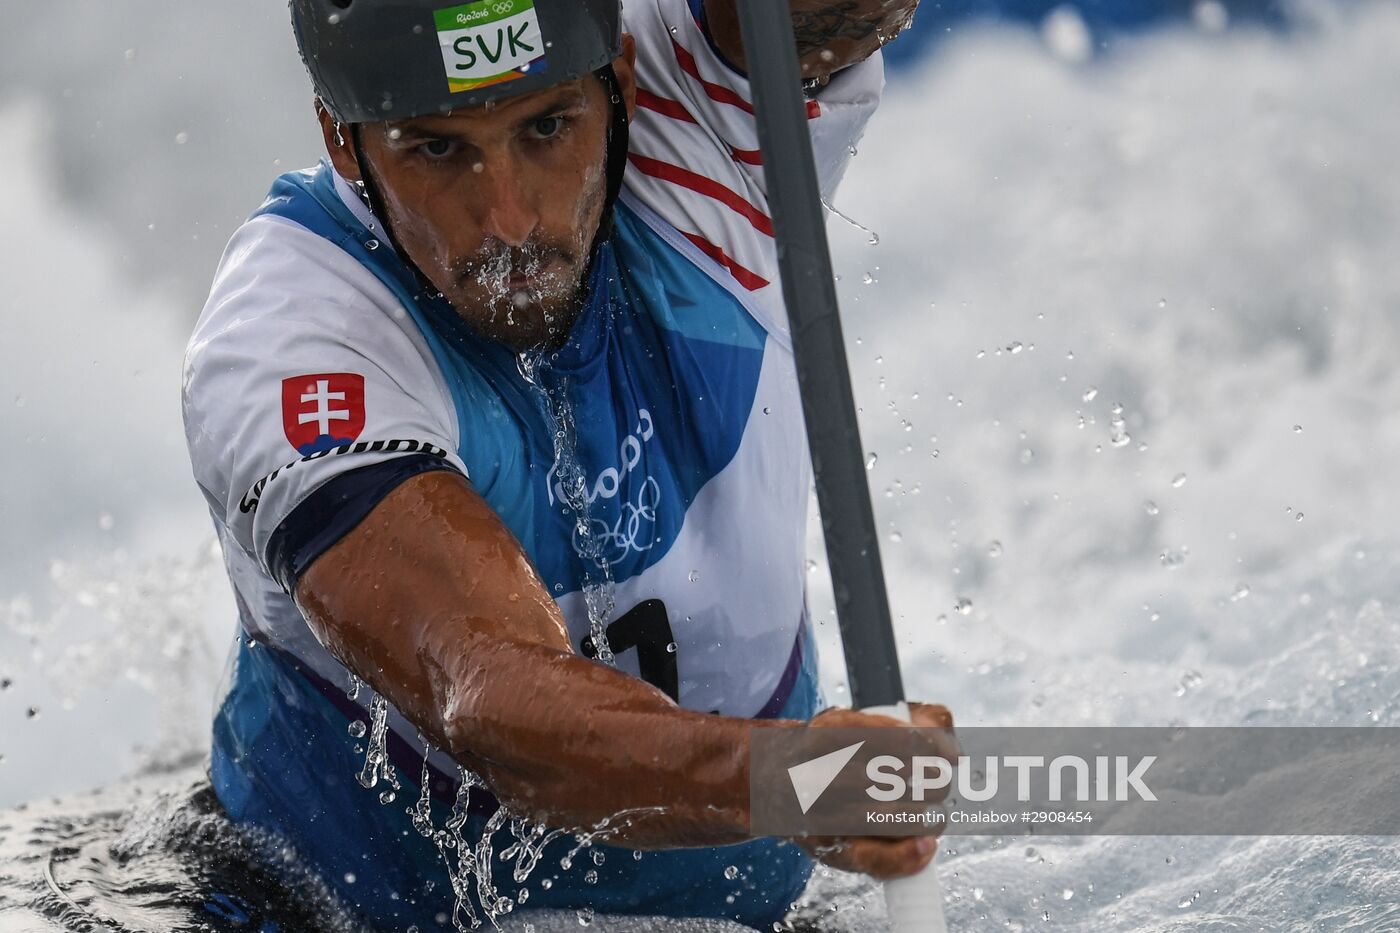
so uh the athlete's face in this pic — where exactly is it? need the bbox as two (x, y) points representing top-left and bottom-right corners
(320, 39), (637, 352)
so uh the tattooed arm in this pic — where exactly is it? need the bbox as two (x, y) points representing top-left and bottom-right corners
(702, 0), (918, 79)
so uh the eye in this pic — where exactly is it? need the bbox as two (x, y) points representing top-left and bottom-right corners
(418, 138), (456, 159)
(531, 115), (565, 140)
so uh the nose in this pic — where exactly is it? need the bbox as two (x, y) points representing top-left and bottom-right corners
(476, 159), (539, 248)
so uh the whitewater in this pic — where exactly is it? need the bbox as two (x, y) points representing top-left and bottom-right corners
(3, 1), (1400, 929)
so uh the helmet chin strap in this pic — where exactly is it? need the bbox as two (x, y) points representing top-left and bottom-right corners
(345, 64), (631, 305)
(594, 62), (632, 244)
(347, 122), (440, 299)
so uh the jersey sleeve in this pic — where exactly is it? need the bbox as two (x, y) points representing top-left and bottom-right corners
(183, 214), (468, 585)
(621, 0), (884, 286)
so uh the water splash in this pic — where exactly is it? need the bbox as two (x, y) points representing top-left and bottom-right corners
(517, 350), (617, 664)
(1, 542), (222, 772)
(355, 693), (401, 796)
(822, 198), (881, 246)
(438, 768), (484, 931)
(1, 772), (367, 933)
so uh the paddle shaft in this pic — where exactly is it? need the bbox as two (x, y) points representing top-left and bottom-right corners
(732, 1), (905, 709)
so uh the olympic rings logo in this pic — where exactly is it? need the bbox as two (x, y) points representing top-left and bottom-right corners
(576, 477), (663, 560)
(453, 1), (514, 26)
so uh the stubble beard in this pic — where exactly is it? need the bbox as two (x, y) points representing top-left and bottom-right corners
(447, 160), (608, 353)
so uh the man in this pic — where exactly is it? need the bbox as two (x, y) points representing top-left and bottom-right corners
(182, 0), (950, 927)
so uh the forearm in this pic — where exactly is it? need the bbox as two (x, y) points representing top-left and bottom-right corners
(432, 632), (781, 847)
(305, 591), (775, 846)
(704, 0), (920, 78)
(295, 471), (784, 847)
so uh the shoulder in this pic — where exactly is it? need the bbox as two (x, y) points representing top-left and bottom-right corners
(181, 177), (457, 475)
(185, 206), (438, 403)
(181, 182), (465, 566)
(192, 213), (389, 353)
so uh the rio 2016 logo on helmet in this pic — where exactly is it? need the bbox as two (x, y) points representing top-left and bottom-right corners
(434, 0), (547, 94)
(289, 0), (621, 124)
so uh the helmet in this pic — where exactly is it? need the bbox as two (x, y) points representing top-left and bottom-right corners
(290, 0), (623, 124)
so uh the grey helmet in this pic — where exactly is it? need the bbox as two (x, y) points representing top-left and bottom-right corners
(289, 0), (631, 293)
(290, 0), (623, 124)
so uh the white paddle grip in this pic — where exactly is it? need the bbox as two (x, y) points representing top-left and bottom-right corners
(864, 702), (950, 933)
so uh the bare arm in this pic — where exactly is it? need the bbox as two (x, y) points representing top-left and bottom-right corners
(702, 0), (919, 79)
(295, 469), (769, 847)
(296, 469), (948, 876)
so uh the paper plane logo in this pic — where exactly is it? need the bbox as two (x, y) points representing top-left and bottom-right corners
(788, 741), (864, 815)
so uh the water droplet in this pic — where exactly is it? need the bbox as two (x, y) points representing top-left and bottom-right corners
(584, 870), (598, 884)
(762, 406), (771, 415)
(344, 872), (357, 884)
(174, 131), (189, 145)
(688, 570), (700, 583)
(366, 239), (381, 251)
(379, 789), (396, 805)
(13, 394), (24, 408)
(327, 12), (342, 24)
(988, 540), (1003, 557)
(1173, 670), (1203, 696)
(0, 678), (10, 691)
(25, 706), (40, 719)
(1145, 500), (1160, 516)
(889, 531), (903, 543)
(865, 452), (878, 470)
(861, 270), (877, 285)
(1160, 548), (1188, 569)
(1295, 512), (1305, 522)
(1062, 888), (1075, 901)
(1082, 386), (1098, 402)
(348, 721), (367, 738)
(954, 597), (973, 615)
(577, 907), (594, 926)
(1230, 583), (1251, 602)
(724, 865), (739, 880)
(1293, 424), (1303, 433)
(666, 641), (678, 654)
(1024, 846), (1039, 862)
(1171, 473), (1187, 488)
